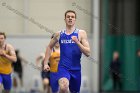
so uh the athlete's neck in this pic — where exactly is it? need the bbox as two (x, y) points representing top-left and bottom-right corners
(0, 43), (5, 49)
(66, 26), (75, 34)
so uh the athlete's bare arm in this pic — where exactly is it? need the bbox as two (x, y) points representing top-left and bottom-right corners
(36, 53), (45, 68)
(0, 44), (17, 62)
(71, 30), (90, 57)
(44, 32), (60, 71)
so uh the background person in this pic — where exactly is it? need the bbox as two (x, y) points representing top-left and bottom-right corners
(0, 32), (17, 93)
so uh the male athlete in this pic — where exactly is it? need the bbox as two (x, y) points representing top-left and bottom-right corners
(44, 10), (90, 93)
(0, 32), (17, 93)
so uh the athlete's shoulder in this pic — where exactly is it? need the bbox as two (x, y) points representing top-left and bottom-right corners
(55, 31), (61, 35)
(78, 29), (87, 35)
(5, 43), (16, 55)
(58, 29), (65, 34)
(52, 31), (61, 41)
(78, 29), (86, 32)
(5, 43), (14, 49)
(54, 31), (61, 38)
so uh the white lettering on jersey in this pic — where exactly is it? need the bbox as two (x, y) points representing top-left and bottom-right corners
(61, 39), (75, 44)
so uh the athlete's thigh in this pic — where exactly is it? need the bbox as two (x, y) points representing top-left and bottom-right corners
(2, 74), (12, 90)
(50, 72), (59, 93)
(57, 66), (70, 81)
(69, 70), (81, 93)
(57, 66), (70, 89)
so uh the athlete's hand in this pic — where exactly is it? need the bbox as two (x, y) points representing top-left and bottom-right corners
(44, 64), (50, 72)
(0, 50), (6, 57)
(71, 36), (79, 43)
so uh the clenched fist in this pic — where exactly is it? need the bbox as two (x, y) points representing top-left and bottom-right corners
(44, 64), (50, 72)
(0, 50), (6, 57)
(71, 36), (78, 43)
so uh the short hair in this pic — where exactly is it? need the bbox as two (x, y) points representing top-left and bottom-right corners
(65, 10), (77, 18)
(0, 32), (6, 39)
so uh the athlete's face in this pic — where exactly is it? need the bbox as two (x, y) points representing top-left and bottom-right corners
(0, 35), (5, 46)
(65, 12), (76, 26)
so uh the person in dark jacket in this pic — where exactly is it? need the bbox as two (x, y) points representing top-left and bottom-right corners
(110, 51), (122, 91)
(12, 50), (23, 84)
(12, 49), (28, 87)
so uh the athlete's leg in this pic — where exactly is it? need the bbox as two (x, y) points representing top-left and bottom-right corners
(57, 66), (70, 93)
(58, 77), (69, 93)
(43, 78), (50, 93)
(41, 71), (50, 93)
(69, 70), (81, 93)
(13, 77), (18, 88)
(2, 74), (12, 93)
(50, 72), (59, 93)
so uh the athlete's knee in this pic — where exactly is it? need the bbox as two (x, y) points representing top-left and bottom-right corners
(58, 78), (69, 92)
(43, 78), (49, 86)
